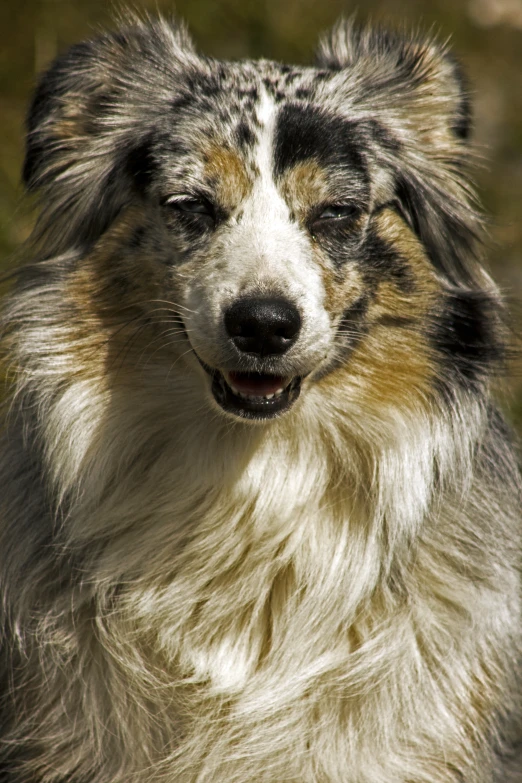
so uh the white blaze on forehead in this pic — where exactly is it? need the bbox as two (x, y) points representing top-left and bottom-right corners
(236, 85), (311, 284)
(254, 87), (278, 174)
(249, 86), (291, 232)
(256, 84), (278, 129)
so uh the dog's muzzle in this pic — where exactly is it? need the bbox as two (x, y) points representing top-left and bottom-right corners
(197, 296), (304, 420)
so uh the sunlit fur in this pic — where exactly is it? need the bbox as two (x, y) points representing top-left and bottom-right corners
(0, 15), (521, 783)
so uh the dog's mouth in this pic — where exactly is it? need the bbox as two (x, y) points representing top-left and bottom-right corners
(185, 327), (302, 420)
(211, 369), (302, 420)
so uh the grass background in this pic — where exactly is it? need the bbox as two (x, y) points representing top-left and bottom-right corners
(1, 0), (521, 428)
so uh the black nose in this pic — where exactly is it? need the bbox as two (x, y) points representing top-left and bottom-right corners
(224, 297), (302, 357)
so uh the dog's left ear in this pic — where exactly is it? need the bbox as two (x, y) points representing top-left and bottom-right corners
(317, 20), (472, 142)
(317, 22), (485, 288)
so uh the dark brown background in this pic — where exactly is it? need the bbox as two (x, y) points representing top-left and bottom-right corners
(1, 0), (521, 427)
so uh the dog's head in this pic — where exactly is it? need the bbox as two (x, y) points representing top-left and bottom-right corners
(22, 17), (501, 424)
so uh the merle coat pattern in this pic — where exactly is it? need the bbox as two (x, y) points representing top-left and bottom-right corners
(0, 15), (521, 783)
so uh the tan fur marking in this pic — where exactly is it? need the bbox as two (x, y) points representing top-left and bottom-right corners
(279, 160), (330, 217)
(339, 324), (435, 411)
(372, 209), (439, 290)
(352, 215), (438, 408)
(369, 210), (440, 328)
(52, 95), (92, 140)
(204, 145), (252, 209)
(65, 209), (176, 381)
(314, 239), (366, 316)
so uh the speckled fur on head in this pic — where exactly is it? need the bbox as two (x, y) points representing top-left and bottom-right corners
(0, 13), (521, 783)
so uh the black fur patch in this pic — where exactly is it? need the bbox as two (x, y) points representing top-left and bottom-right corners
(340, 294), (370, 324)
(431, 289), (502, 387)
(394, 174), (480, 287)
(360, 226), (416, 293)
(310, 217), (368, 269)
(273, 104), (368, 179)
(126, 135), (158, 193)
(237, 87), (259, 101)
(171, 93), (196, 114)
(362, 119), (402, 153)
(235, 120), (256, 149)
(129, 226), (146, 248)
(184, 70), (223, 99)
(445, 55), (473, 141)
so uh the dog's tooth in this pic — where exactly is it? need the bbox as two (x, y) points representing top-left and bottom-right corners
(226, 377), (289, 402)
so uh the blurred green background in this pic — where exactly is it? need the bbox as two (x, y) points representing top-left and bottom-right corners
(1, 0), (521, 425)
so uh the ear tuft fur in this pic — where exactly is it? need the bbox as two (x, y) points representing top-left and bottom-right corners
(22, 15), (198, 255)
(317, 18), (472, 144)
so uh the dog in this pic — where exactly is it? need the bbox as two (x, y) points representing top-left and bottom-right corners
(0, 13), (520, 782)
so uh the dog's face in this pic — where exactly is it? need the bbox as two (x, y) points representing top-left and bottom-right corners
(22, 19), (500, 423)
(149, 82), (345, 420)
(148, 82), (431, 422)
(142, 76), (399, 421)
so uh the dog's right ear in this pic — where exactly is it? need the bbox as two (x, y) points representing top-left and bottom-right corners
(23, 40), (96, 191)
(23, 17), (198, 253)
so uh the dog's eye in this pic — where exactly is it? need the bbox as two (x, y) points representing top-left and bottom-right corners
(176, 198), (213, 216)
(309, 204), (361, 236)
(316, 205), (359, 221)
(162, 195), (215, 222)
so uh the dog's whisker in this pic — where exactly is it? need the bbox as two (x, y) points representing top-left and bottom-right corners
(142, 299), (198, 314)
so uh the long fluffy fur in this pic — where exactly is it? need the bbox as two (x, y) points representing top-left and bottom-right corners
(0, 15), (521, 783)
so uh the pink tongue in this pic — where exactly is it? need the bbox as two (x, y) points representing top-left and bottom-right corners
(228, 372), (287, 396)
